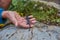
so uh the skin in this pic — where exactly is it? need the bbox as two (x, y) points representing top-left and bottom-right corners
(0, 0), (11, 10)
(0, 0), (36, 28)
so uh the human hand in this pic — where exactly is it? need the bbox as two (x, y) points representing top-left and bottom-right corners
(2, 11), (36, 28)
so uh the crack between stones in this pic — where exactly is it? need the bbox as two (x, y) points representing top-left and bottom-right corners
(30, 27), (33, 40)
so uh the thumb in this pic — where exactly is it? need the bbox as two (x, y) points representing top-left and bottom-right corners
(6, 13), (18, 26)
(8, 16), (18, 26)
(11, 16), (18, 26)
(14, 19), (18, 26)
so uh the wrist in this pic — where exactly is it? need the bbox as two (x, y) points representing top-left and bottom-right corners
(2, 11), (7, 18)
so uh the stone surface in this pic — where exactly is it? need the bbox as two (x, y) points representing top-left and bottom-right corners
(0, 22), (60, 40)
(32, 0), (60, 10)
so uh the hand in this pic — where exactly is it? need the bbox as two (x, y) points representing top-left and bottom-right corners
(2, 11), (36, 28)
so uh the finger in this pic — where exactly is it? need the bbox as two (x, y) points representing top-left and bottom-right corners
(12, 18), (18, 26)
(23, 25), (29, 28)
(20, 22), (34, 28)
(30, 20), (37, 24)
(21, 24), (34, 28)
(29, 18), (36, 24)
(24, 15), (33, 19)
(31, 25), (34, 27)
(28, 15), (33, 19)
(30, 18), (36, 21)
(19, 23), (30, 28)
(18, 21), (34, 28)
(32, 21), (37, 23)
